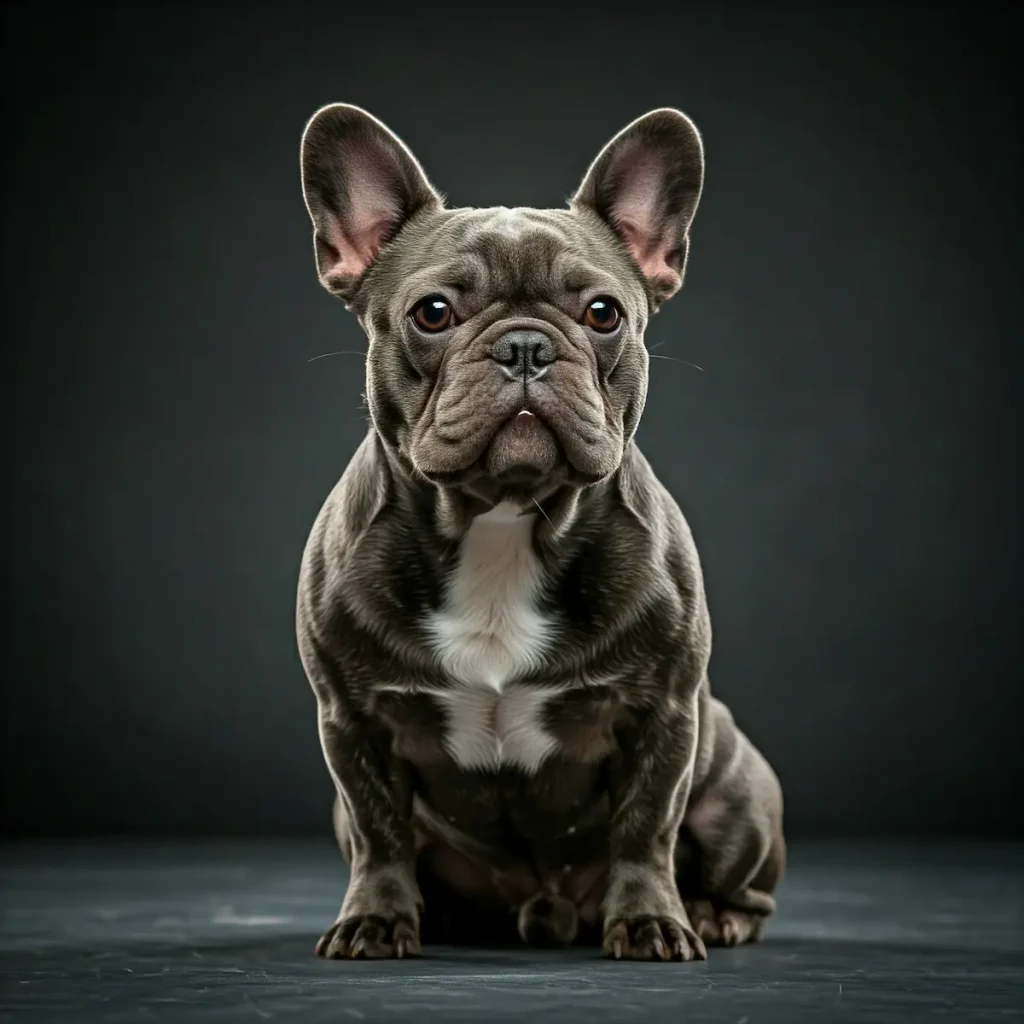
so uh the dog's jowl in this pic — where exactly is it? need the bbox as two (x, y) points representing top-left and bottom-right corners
(296, 104), (785, 962)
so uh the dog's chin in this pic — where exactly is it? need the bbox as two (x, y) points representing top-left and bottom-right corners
(458, 410), (558, 506)
(484, 410), (559, 479)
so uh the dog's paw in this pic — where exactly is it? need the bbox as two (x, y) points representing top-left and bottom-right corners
(684, 899), (765, 947)
(603, 914), (707, 962)
(315, 913), (421, 960)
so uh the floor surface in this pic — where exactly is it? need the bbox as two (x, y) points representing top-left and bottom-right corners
(1, 840), (1021, 1022)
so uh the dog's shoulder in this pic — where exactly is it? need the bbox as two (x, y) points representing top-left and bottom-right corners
(296, 432), (390, 623)
(297, 432), (449, 647)
(304, 430), (384, 546)
(615, 444), (702, 577)
(613, 443), (710, 642)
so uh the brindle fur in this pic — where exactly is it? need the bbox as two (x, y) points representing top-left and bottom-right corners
(296, 104), (785, 962)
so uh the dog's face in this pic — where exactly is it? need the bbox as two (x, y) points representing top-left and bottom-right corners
(300, 106), (703, 506)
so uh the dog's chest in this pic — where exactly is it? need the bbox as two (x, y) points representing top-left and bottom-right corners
(419, 502), (560, 772)
(425, 503), (555, 691)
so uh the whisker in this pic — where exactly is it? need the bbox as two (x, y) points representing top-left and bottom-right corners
(532, 499), (553, 525)
(307, 350), (366, 363)
(648, 353), (704, 371)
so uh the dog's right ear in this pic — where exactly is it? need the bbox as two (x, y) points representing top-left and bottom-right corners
(300, 104), (443, 301)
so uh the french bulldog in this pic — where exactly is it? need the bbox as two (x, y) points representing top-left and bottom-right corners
(296, 103), (785, 962)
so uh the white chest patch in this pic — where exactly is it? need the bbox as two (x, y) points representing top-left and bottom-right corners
(434, 683), (565, 774)
(425, 502), (556, 692)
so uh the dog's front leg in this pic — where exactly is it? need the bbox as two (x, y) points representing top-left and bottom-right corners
(313, 703), (422, 960)
(603, 692), (707, 963)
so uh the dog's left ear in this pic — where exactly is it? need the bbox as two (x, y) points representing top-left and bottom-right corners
(300, 104), (444, 301)
(572, 109), (704, 308)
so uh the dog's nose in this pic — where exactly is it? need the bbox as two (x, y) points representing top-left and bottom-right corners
(491, 330), (555, 381)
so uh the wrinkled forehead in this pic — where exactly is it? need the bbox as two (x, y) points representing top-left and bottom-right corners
(377, 207), (645, 313)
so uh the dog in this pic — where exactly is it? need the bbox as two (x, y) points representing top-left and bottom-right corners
(296, 103), (785, 962)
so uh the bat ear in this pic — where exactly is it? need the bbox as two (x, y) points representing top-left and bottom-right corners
(300, 104), (443, 300)
(572, 108), (704, 308)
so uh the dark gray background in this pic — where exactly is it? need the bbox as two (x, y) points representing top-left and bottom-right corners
(3, 2), (1020, 839)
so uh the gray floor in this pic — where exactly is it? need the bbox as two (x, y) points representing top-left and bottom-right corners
(1, 840), (1021, 1022)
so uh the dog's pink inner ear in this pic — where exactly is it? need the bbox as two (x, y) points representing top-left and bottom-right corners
(607, 151), (681, 295)
(320, 210), (393, 284)
(318, 152), (403, 285)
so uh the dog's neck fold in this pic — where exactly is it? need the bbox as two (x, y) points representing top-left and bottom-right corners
(433, 486), (586, 547)
(371, 428), (599, 548)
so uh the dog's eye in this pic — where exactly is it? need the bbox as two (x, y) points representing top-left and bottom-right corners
(410, 296), (454, 333)
(583, 297), (622, 333)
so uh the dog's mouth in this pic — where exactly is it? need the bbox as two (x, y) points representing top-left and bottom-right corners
(411, 393), (615, 497)
(483, 408), (561, 482)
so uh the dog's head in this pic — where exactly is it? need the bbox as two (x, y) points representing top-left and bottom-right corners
(300, 105), (703, 508)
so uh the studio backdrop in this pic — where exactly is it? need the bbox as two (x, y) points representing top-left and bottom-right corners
(3, 2), (1020, 839)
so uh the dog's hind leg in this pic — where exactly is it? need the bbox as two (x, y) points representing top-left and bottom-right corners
(677, 697), (785, 947)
